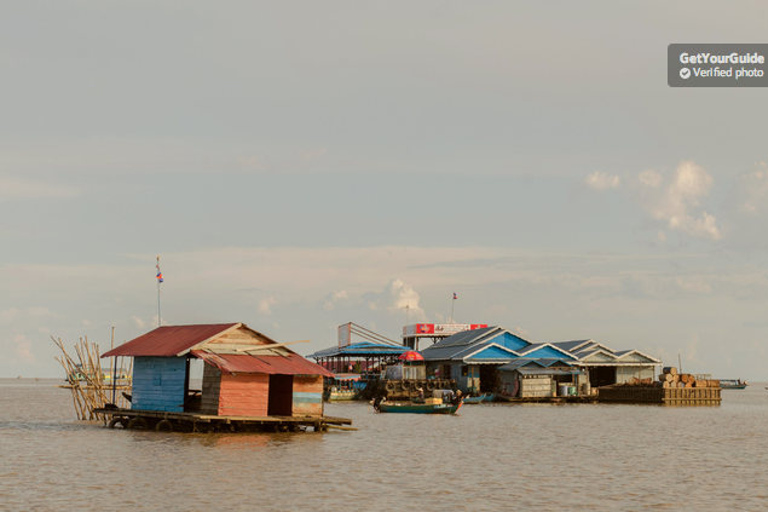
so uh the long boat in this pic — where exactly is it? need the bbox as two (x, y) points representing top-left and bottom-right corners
(720, 379), (748, 389)
(378, 400), (463, 414)
(463, 393), (495, 404)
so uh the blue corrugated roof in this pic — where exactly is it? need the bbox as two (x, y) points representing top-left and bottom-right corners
(422, 327), (533, 362)
(307, 341), (408, 359)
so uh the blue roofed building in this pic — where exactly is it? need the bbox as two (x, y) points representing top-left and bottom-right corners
(420, 326), (538, 394)
(421, 327), (661, 395)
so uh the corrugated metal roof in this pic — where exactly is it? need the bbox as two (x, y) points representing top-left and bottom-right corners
(514, 367), (583, 376)
(103, 323), (241, 357)
(307, 341), (408, 359)
(499, 358), (573, 372)
(551, 340), (593, 352)
(192, 350), (334, 377)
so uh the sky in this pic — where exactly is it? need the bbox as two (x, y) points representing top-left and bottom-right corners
(2, 1), (768, 379)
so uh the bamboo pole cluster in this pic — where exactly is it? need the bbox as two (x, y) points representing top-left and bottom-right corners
(52, 336), (133, 421)
(658, 366), (719, 389)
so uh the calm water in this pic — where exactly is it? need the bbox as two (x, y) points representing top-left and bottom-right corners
(2, 379), (768, 511)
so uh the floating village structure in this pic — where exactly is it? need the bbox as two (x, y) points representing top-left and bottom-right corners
(420, 326), (662, 398)
(96, 323), (352, 432)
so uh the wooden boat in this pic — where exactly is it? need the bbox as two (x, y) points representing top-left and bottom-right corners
(720, 379), (747, 389)
(463, 393), (495, 404)
(378, 400), (463, 414)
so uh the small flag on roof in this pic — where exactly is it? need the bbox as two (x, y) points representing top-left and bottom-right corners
(453, 292), (458, 300)
(156, 255), (164, 283)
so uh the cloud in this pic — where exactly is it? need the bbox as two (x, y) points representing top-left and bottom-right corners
(0, 174), (80, 200)
(13, 335), (35, 363)
(738, 163), (768, 214)
(585, 171), (620, 190)
(638, 169), (662, 188)
(386, 279), (423, 314)
(323, 290), (349, 311)
(258, 296), (277, 315)
(637, 161), (721, 240)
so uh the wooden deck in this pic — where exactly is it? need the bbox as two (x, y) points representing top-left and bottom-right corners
(596, 385), (721, 406)
(496, 395), (598, 404)
(93, 407), (355, 432)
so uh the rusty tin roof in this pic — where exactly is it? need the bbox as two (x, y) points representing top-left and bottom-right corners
(102, 323), (241, 357)
(192, 350), (334, 377)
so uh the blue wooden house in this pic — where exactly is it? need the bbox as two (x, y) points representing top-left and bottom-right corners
(102, 323), (333, 417)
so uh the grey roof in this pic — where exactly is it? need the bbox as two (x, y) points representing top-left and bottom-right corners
(551, 340), (594, 352)
(498, 358), (573, 372)
(515, 367), (583, 376)
(421, 326), (503, 361)
(498, 359), (547, 371)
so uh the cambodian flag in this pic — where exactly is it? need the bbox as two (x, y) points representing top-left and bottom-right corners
(156, 256), (164, 283)
(453, 292), (458, 300)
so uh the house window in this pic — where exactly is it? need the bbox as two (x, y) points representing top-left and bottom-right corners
(461, 365), (469, 377)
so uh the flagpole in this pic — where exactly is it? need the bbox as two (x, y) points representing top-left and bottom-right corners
(156, 255), (162, 327)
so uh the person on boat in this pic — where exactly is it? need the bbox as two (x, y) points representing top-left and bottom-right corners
(451, 389), (463, 405)
(413, 387), (425, 403)
(372, 395), (386, 412)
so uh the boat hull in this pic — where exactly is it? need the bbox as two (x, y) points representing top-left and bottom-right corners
(378, 401), (462, 414)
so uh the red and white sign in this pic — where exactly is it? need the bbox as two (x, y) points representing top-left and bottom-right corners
(402, 323), (488, 337)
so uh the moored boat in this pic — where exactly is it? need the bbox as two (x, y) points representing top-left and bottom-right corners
(720, 379), (748, 389)
(377, 400), (463, 414)
(463, 392), (495, 404)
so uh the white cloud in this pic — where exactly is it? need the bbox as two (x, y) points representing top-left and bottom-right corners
(387, 279), (424, 316)
(585, 171), (621, 190)
(739, 164), (768, 214)
(638, 161), (721, 240)
(638, 169), (662, 188)
(0, 174), (80, 200)
(323, 290), (349, 311)
(258, 296), (277, 315)
(13, 335), (35, 363)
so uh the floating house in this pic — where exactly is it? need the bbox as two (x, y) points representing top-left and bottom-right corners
(550, 339), (659, 387)
(421, 326), (660, 394)
(102, 323), (334, 420)
(498, 359), (587, 398)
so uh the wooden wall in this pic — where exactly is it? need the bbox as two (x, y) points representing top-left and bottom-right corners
(201, 364), (222, 415)
(131, 356), (186, 412)
(292, 375), (324, 417)
(218, 373), (269, 417)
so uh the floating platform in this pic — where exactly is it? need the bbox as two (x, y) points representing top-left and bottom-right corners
(597, 385), (721, 406)
(93, 407), (355, 433)
(496, 395), (597, 404)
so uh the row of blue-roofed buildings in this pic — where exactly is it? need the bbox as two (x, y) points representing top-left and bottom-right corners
(308, 323), (661, 398)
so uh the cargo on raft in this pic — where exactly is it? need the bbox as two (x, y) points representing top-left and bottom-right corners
(597, 368), (722, 406)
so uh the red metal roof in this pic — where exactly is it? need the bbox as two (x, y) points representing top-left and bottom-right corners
(192, 350), (334, 377)
(102, 323), (240, 357)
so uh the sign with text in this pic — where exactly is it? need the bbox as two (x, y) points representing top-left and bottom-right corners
(668, 44), (768, 87)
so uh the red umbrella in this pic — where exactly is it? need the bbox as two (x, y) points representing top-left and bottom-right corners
(398, 350), (424, 362)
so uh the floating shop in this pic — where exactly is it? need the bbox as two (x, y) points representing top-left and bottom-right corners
(95, 323), (352, 432)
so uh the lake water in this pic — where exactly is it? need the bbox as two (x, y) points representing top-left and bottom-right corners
(2, 378), (768, 511)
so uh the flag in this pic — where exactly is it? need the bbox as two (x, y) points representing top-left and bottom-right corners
(453, 292), (458, 300)
(156, 256), (164, 283)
